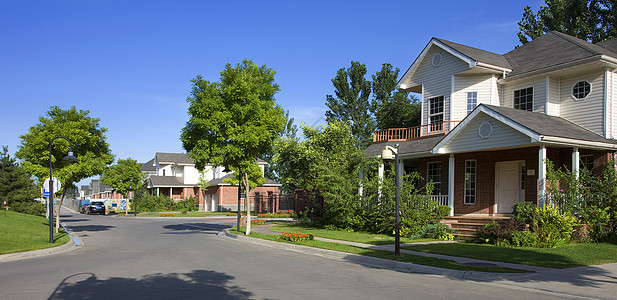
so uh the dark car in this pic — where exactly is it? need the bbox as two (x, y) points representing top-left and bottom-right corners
(87, 201), (106, 215)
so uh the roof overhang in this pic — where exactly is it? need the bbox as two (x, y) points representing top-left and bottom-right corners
(499, 55), (617, 83)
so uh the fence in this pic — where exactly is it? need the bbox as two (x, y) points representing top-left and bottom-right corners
(252, 194), (295, 214)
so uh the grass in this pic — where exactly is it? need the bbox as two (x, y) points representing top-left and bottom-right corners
(230, 229), (529, 273)
(403, 242), (617, 268)
(0, 210), (70, 255)
(268, 223), (436, 245)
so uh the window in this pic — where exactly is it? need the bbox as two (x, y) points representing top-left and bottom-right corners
(514, 87), (533, 111)
(427, 162), (442, 195)
(466, 92), (477, 115)
(572, 81), (591, 99)
(162, 169), (166, 176)
(465, 160), (476, 204)
(580, 155), (594, 173)
(429, 96), (444, 131)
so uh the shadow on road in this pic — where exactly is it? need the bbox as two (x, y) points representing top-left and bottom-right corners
(162, 223), (229, 235)
(48, 270), (252, 300)
(64, 225), (115, 232)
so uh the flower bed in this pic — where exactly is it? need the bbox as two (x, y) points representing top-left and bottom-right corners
(251, 220), (267, 226)
(159, 213), (174, 217)
(258, 213), (292, 218)
(278, 231), (314, 242)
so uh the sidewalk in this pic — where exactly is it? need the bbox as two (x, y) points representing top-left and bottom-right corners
(234, 224), (617, 299)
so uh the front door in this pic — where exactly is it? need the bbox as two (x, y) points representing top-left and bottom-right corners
(496, 161), (520, 213)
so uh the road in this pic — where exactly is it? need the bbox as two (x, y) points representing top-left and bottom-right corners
(0, 209), (585, 299)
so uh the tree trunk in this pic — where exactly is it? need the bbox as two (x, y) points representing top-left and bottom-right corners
(244, 172), (251, 235)
(55, 188), (67, 233)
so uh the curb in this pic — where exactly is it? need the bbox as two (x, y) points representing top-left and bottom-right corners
(219, 229), (525, 280)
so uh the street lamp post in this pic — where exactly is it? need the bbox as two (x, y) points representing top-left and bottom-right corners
(382, 144), (401, 256)
(48, 136), (77, 243)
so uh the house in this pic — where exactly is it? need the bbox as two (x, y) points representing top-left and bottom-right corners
(364, 31), (617, 216)
(145, 152), (281, 212)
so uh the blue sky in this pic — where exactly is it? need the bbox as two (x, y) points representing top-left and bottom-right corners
(1, 0), (542, 186)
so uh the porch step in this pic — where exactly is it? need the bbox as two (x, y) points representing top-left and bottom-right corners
(441, 216), (512, 238)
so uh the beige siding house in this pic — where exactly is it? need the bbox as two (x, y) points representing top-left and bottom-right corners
(366, 31), (617, 217)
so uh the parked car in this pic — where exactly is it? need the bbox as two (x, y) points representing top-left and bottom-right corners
(79, 203), (89, 214)
(87, 201), (106, 215)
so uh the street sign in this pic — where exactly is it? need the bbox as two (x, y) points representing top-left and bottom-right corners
(43, 177), (61, 194)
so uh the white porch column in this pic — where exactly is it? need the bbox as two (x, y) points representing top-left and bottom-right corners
(572, 147), (580, 178)
(157, 188), (160, 196)
(358, 169), (364, 198)
(378, 162), (385, 197)
(448, 154), (455, 216)
(538, 145), (547, 209)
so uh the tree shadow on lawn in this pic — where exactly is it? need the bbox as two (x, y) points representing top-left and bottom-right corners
(162, 223), (229, 235)
(49, 270), (251, 300)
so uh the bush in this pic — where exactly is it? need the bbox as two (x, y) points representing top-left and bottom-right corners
(473, 219), (525, 245)
(410, 223), (456, 241)
(10, 201), (46, 216)
(278, 232), (314, 242)
(510, 231), (538, 247)
(134, 194), (176, 212)
(512, 201), (537, 224)
(579, 205), (614, 242)
(175, 197), (198, 212)
(533, 205), (577, 247)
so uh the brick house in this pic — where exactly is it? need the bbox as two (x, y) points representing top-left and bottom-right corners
(364, 31), (617, 216)
(144, 152), (281, 211)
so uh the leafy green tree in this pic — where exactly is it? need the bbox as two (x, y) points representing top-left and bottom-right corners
(325, 61), (375, 148)
(275, 121), (367, 226)
(100, 158), (143, 213)
(371, 63), (421, 130)
(0, 146), (39, 206)
(517, 0), (615, 44)
(181, 59), (286, 235)
(264, 110), (298, 182)
(16, 106), (113, 231)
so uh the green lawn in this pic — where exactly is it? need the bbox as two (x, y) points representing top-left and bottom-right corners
(269, 223), (436, 245)
(231, 230), (529, 273)
(403, 242), (617, 268)
(0, 210), (70, 255)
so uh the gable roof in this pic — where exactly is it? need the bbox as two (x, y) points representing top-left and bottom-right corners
(436, 38), (512, 70)
(503, 31), (617, 78)
(155, 152), (194, 165)
(140, 158), (156, 173)
(433, 104), (617, 153)
(597, 38), (617, 52)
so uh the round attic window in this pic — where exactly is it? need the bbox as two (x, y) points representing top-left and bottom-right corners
(478, 121), (493, 139)
(432, 53), (442, 67)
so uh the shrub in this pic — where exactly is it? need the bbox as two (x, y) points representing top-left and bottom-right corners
(10, 201), (46, 216)
(534, 205), (577, 246)
(510, 231), (538, 247)
(512, 201), (537, 224)
(473, 219), (525, 245)
(579, 205), (613, 242)
(410, 223), (457, 241)
(251, 220), (267, 226)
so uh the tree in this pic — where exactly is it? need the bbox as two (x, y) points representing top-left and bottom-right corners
(370, 63), (421, 130)
(0, 146), (39, 206)
(16, 106), (113, 232)
(100, 158), (143, 213)
(517, 0), (616, 44)
(181, 59), (286, 235)
(325, 61), (375, 148)
(264, 110), (298, 183)
(275, 121), (367, 226)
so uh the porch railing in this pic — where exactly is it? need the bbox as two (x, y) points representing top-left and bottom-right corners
(372, 121), (460, 143)
(430, 195), (449, 206)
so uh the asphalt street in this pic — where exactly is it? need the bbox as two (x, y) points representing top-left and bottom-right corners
(0, 209), (602, 299)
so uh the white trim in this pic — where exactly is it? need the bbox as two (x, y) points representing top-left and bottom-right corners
(545, 75), (550, 115)
(538, 145), (547, 209)
(448, 154), (455, 216)
(476, 61), (512, 73)
(605, 68), (610, 138)
(572, 147), (580, 179)
(463, 158), (476, 205)
(490, 74), (496, 105)
(450, 75), (454, 121)
(540, 136), (617, 150)
(421, 85), (426, 126)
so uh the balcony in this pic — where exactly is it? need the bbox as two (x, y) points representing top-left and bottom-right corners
(372, 121), (460, 143)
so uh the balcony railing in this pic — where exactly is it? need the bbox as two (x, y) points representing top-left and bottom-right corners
(372, 121), (460, 143)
